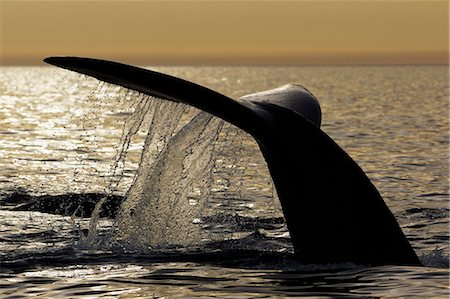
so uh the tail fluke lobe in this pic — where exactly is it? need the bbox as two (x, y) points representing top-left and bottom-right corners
(44, 56), (266, 137)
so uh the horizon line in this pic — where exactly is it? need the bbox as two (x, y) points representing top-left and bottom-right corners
(2, 51), (448, 67)
(2, 58), (448, 67)
(2, 63), (449, 67)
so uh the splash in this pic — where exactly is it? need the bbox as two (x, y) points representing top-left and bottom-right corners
(72, 80), (281, 252)
(114, 102), (224, 250)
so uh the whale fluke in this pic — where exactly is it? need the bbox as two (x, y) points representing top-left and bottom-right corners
(44, 56), (421, 266)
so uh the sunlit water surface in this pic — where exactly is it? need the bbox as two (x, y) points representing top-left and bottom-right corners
(0, 66), (448, 298)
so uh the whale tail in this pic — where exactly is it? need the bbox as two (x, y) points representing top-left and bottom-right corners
(44, 56), (421, 266)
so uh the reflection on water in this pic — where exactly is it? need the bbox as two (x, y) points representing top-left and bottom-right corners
(0, 66), (448, 297)
(1, 207), (448, 298)
(2, 254), (449, 298)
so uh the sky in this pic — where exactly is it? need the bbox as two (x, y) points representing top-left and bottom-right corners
(1, 1), (448, 65)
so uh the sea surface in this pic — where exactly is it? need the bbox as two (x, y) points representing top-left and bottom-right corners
(0, 65), (449, 298)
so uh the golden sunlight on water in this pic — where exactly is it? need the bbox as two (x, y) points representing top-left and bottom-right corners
(0, 65), (448, 298)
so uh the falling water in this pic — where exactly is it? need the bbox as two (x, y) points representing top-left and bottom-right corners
(76, 82), (279, 252)
(115, 103), (224, 250)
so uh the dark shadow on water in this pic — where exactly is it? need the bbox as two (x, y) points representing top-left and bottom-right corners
(1, 190), (448, 297)
(1, 246), (296, 274)
(0, 247), (384, 298)
(1, 190), (124, 218)
(1, 228), (447, 298)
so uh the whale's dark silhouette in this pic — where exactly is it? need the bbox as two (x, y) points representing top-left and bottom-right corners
(44, 57), (421, 266)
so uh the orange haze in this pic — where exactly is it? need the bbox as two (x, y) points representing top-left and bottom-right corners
(1, 1), (448, 65)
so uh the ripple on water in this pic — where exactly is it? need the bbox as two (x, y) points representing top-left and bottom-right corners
(0, 66), (448, 298)
(0, 262), (449, 298)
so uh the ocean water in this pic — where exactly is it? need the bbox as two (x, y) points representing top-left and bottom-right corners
(0, 65), (448, 298)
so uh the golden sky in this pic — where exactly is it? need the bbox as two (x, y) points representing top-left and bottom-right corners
(1, 1), (448, 65)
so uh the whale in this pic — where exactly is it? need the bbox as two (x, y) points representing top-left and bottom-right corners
(44, 56), (421, 266)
